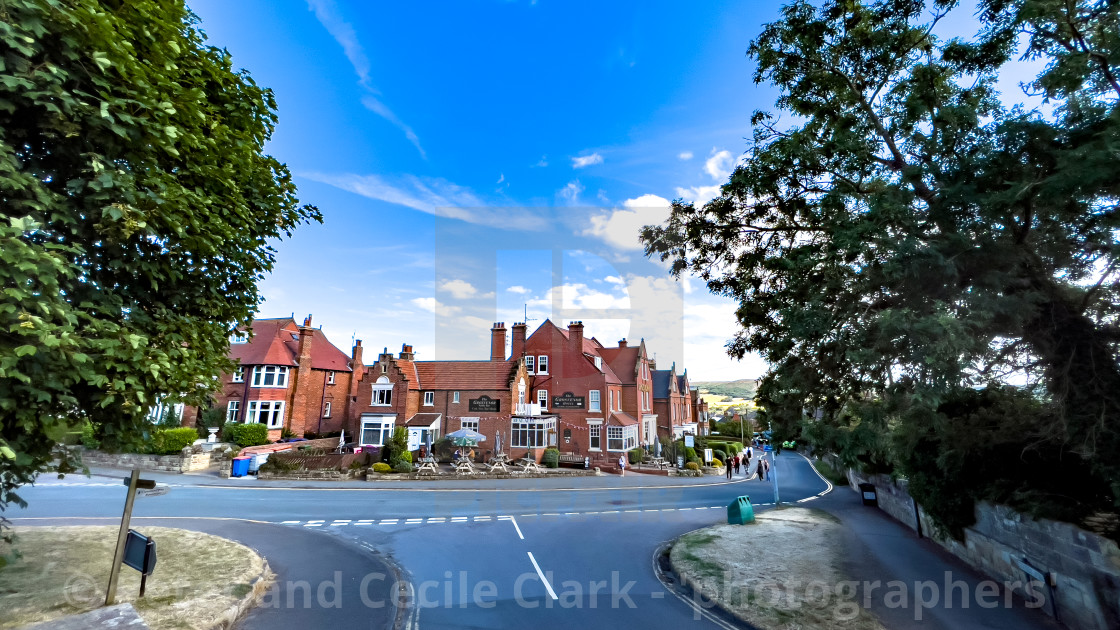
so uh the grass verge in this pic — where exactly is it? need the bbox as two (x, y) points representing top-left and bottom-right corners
(670, 507), (883, 630)
(0, 526), (270, 630)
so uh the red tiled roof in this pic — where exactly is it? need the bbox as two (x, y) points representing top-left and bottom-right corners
(415, 360), (515, 390)
(395, 360), (421, 390)
(404, 413), (442, 428)
(229, 317), (352, 371)
(600, 346), (640, 384)
(608, 411), (639, 426)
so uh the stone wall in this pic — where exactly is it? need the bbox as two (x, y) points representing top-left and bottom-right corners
(79, 449), (212, 473)
(847, 469), (1120, 630)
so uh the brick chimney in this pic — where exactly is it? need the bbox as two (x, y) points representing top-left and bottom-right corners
(510, 322), (527, 360)
(292, 316), (315, 435)
(568, 321), (584, 351)
(618, 338), (627, 348)
(349, 340), (363, 400)
(490, 322), (507, 361)
(399, 343), (415, 361)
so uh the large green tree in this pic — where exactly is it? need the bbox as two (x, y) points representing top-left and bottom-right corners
(643, 0), (1119, 531)
(0, 0), (320, 519)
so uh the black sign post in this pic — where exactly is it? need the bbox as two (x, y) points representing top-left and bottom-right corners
(123, 530), (157, 597)
(105, 470), (156, 605)
(551, 392), (585, 409)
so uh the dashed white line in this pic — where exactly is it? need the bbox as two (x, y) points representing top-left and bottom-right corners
(427, 517), (446, 523)
(281, 520), (300, 524)
(451, 517), (469, 522)
(380, 519), (399, 525)
(473, 516), (491, 521)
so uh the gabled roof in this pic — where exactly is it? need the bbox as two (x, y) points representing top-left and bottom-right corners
(527, 319), (622, 384)
(230, 318), (352, 371)
(608, 411), (639, 427)
(395, 359), (421, 390)
(600, 346), (640, 385)
(415, 360), (515, 390)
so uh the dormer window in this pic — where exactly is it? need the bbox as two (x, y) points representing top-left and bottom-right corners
(593, 356), (602, 370)
(229, 331), (247, 344)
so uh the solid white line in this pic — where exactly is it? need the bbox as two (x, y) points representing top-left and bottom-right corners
(281, 520), (300, 524)
(508, 516), (524, 540)
(303, 523), (321, 527)
(526, 552), (558, 600)
(541, 513), (560, 516)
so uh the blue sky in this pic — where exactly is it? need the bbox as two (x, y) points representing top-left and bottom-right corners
(185, 0), (779, 380)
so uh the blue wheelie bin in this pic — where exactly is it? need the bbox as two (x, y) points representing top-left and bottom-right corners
(231, 457), (251, 478)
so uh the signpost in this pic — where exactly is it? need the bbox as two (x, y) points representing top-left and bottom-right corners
(105, 470), (156, 605)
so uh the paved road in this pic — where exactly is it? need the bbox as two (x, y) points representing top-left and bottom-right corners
(10, 453), (1060, 629)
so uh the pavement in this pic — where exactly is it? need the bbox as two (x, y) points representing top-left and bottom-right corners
(7, 451), (1063, 629)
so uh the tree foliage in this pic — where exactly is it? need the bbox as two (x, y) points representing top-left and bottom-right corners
(0, 0), (319, 521)
(643, 0), (1120, 535)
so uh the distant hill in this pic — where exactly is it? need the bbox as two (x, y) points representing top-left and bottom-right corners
(692, 378), (758, 399)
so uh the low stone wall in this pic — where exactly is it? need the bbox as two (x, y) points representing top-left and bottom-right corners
(847, 469), (1120, 630)
(367, 468), (598, 481)
(79, 448), (211, 473)
(257, 469), (358, 481)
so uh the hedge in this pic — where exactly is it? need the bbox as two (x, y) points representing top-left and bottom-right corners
(223, 423), (270, 447)
(628, 448), (645, 464)
(372, 462), (391, 474)
(149, 427), (198, 455)
(542, 448), (560, 468)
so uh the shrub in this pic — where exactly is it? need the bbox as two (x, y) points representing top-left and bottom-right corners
(542, 448), (560, 469)
(684, 446), (697, 461)
(713, 449), (727, 463)
(80, 422), (100, 450)
(685, 461), (700, 471)
(149, 427), (199, 455)
(628, 448), (645, 465)
(223, 423), (269, 447)
(303, 430), (342, 440)
(712, 458), (723, 468)
(280, 427), (295, 440)
(196, 406), (226, 440)
(372, 462), (392, 474)
(392, 460), (413, 474)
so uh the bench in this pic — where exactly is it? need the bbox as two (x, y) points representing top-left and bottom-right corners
(557, 452), (589, 468)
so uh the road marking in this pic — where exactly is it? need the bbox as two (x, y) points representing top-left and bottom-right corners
(651, 591), (665, 599)
(526, 552), (558, 600)
(331, 520), (351, 525)
(405, 518), (424, 524)
(451, 517), (469, 522)
(380, 519), (399, 524)
(304, 523), (322, 527)
(473, 516), (491, 521)
(509, 516), (524, 540)
(281, 520), (300, 524)
(427, 517), (445, 523)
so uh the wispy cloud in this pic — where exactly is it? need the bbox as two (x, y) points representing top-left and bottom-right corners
(303, 172), (479, 220)
(506, 285), (531, 295)
(438, 279), (479, 300)
(558, 180), (585, 202)
(572, 152), (604, 169)
(307, 0), (425, 158)
(583, 194), (671, 251)
(704, 148), (734, 179)
(678, 151), (694, 160)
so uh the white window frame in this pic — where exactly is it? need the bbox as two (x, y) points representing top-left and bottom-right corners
(232, 366), (244, 383)
(371, 376), (393, 406)
(251, 365), (289, 388)
(359, 415), (396, 447)
(453, 391), (460, 403)
(226, 400), (241, 423)
(423, 391), (435, 406)
(537, 355), (548, 374)
(537, 389), (548, 410)
(606, 425), (638, 451)
(589, 390), (601, 412)
(246, 400), (285, 429)
(323, 401), (332, 418)
(229, 331), (247, 344)
(511, 418), (555, 449)
(525, 356), (535, 375)
(460, 417), (479, 432)
(588, 420), (602, 451)
(327, 371), (335, 385)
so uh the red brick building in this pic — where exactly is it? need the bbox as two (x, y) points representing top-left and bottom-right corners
(691, 389), (710, 435)
(516, 320), (639, 465)
(652, 363), (695, 439)
(599, 337), (658, 448)
(217, 316), (361, 441)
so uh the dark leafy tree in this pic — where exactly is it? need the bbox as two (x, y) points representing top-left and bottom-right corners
(643, 0), (1119, 532)
(0, 0), (320, 533)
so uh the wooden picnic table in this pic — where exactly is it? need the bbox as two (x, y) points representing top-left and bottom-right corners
(518, 458), (542, 474)
(453, 459), (475, 475)
(416, 456), (439, 474)
(486, 453), (512, 473)
(649, 456), (669, 470)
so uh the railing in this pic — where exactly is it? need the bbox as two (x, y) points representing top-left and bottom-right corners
(514, 403), (543, 416)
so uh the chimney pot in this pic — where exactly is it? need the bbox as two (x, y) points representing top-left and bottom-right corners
(491, 321), (508, 361)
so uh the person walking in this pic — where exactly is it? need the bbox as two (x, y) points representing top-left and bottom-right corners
(618, 454), (627, 477)
(725, 456), (733, 479)
(733, 455), (740, 474)
(761, 457), (771, 481)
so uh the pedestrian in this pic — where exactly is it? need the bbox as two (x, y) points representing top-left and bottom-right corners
(618, 454), (627, 477)
(746, 445), (753, 461)
(733, 455), (740, 474)
(762, 458), (771, 481)
(725, 457), (732, 479)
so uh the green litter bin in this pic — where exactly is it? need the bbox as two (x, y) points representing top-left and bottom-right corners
(727, 495), (754, 524)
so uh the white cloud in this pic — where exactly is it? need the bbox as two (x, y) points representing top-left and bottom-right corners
(678, 151), (694, 160)
(307, 0), (425, 158)
(506, 285), (531, 295)
(526, 283), (630, 311)
(360, 96), (426, 159)
(533, 155), (548, 168)
(303, 172), (479, 221)
(583, 194), (672, 251)
(674, 184), (723, 205)
(558, 180), (584, 202)
(496, 173), (505, 184)
(411, 297), (461, 317)
(438, 279), (478, 299)
(572, 153), (604, 169)
(704, 148), (734, 180)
